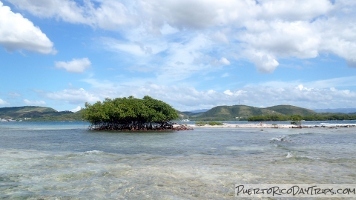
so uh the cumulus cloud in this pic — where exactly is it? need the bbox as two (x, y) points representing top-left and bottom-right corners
(6, 0), (356, 73)
(245, 50), (279, 73)
(316, 16), (356, 68)
(242, 21), (320, 58)
(55, 58), (91, 73)
(6, 0), (136, 30)
(256, 0), (333, 21)
(0, 2), (55, 54)
(142, 0), (354, 72)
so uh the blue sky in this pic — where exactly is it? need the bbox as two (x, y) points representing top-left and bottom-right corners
(0, 0), (356, 112)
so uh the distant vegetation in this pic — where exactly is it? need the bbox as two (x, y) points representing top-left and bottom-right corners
(82, 96), (179, 131)
(183, 104), (356, 121)
(0, 106), (82, 121)
(1, 104), (356, 123)
(195, 121), (223, 126)
(184, 105), (316, 121)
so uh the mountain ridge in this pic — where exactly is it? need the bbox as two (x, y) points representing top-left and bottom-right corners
(0, 106), (82, 121)
(2, 105), (355, 122)
(184, 104), (316, 121)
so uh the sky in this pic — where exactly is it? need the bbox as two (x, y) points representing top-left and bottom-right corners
(0, 0), (356, 112)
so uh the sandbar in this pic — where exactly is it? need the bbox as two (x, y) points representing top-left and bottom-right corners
(187, 123), (356, 129)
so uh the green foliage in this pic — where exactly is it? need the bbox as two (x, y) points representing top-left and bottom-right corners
(195, 121), (206, 126)
(290, 114), (303, 121)
(247, 114), (288, 121)
(248, 114), (301, 122)
(247, 113), (356, 122)
(28, 111), (83, 121)
(195, 121), (223, 126)
(303, 113), (356, 121)
(82, 96), (179, 130)
(208, 121), (223, 126)
(290, 115), (303, 126)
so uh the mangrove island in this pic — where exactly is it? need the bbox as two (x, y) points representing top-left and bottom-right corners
(82, 96), (191, 131)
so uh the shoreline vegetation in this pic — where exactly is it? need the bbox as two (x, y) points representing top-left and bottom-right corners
(191, 122), (356, 129)
(1, 101), (356, 131)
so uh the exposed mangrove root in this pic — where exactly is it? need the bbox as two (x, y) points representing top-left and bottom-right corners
(89, 122), (193, 131)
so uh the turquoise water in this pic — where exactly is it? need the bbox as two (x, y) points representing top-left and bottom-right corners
(1, 121), (356, 199)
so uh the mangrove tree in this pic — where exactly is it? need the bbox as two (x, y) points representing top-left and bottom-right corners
(82, 96), (179, 131)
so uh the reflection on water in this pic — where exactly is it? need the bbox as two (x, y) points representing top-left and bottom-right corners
(1, 122), (356, 199)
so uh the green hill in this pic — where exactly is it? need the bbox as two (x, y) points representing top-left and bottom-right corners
(2, 104), (356, 122)
(266, 105), (316, 116)
(0, 106), (83, 121)
(0, 106), (56, 119)
(0, 104), (323, 122)
(188, 105), (317, 121)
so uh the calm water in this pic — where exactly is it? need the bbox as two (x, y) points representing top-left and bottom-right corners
(1, 121), (356, 199)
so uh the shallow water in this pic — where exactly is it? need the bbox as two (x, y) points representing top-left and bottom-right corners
(1, 121), (356, 199)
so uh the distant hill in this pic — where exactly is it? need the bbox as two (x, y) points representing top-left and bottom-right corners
(4, 104), (349, 122)
(187, 105), (316, 121)
(266, 105), (315, 116)
(0, 106), (56, 118)
(0, 106), (83, 121)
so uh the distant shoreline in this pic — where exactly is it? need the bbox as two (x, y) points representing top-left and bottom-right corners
(189, 122), (356, 129)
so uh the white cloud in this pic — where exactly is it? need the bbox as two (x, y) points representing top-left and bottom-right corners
(70, 106), (82, 112)
(245, 50), (279, 73)
(6, 0), (136, 30)
(78, 75), (356, 111)
(0, 98), (8, 105)
(140, 0), (271, 31)
(6, 0), (356, 72)
(101, 37), (158, 57)
(220, 57), (230, 65)
(256, 0), (333, 21)
(224, 90), (233, 96)
(212, 85), (356, 110)
(6, 0), (86, 22)
(211, 31), (229, 44)
(55, 58), (91, 73)
(296, 84), (312, 92)
(138, 0), (353, 72)
(317, 16), (356, 68)
(242, 21), (320, 58)
(23, 99), (46, 106)
(88, 0), (136, 30)
(46, 88), (100, 104)
(0, 2), (54, 54)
